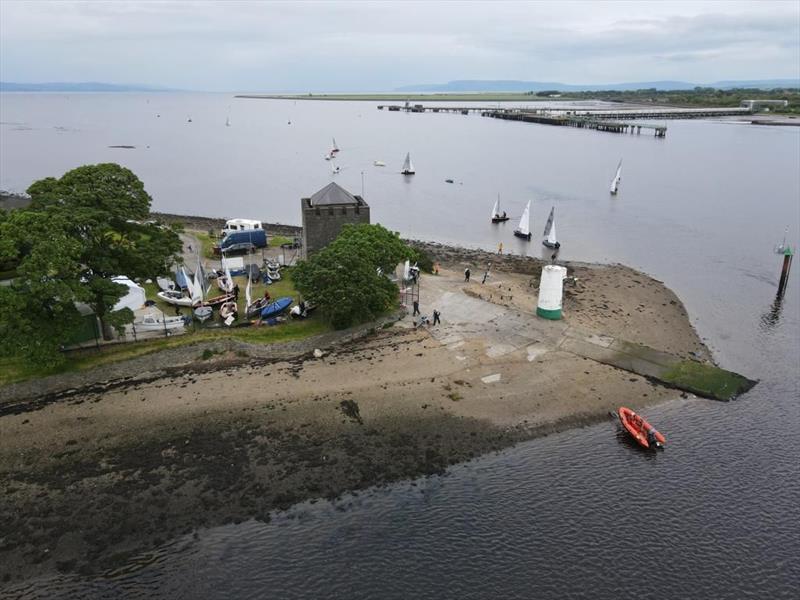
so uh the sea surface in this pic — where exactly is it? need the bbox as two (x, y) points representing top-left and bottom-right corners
(1, 93), (798, 598)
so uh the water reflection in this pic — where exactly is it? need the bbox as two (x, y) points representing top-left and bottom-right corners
(760, 292), (785, 331)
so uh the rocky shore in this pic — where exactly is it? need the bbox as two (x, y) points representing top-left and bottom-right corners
(0, 238), (715, 585)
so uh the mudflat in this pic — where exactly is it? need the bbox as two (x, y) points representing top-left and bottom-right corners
(0, 255), (710, 582)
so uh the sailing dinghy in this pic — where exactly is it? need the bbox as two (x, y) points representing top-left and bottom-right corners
(610, 159), (622, 195)
(491, 195), (509, 223)
(513, 200), (532, 240)
(542, 206), (560, 249)
(331, 137), (340, 154)
(400, 152), (415, 175)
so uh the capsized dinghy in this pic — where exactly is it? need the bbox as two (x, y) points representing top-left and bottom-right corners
(618, 406), (665, 450)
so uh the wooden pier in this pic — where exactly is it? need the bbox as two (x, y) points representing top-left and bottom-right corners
(377, 103), (757, 138)
(483, 110), (668, 137)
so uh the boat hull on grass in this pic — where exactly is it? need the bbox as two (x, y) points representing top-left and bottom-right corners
(260, 297), (293, 319)
(198, 293), (236, 308)
(246, 297), (270, 318)
(618, 406), (666, 450)
(134, 314), (186, 332)
(157, 290), (194, 307)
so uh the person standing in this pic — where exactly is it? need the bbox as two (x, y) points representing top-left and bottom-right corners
(413, 300), (420, 316)
(433, 309), (441, 326)
(464, 267), (471, 282)
(498, 242), (503, 255)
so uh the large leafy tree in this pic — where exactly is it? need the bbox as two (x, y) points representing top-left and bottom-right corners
(0, 164), (183, 364)
(293, 224), (413, 329)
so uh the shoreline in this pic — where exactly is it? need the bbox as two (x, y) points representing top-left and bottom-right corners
(2, 216), (758, 583)
(0, 252), (721, 582)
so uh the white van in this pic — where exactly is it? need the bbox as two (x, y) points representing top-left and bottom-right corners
(221, 218), (262, 238)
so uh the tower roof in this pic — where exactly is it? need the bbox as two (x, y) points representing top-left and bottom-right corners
(308, 182), (360, 206)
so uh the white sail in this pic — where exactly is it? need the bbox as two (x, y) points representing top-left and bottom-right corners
(181, 266), (194, 296)
(226, 116), (231, 127)
(401, 152), (415, 174)
(547, 220), (558, 245)
(517, 201), (531, 236)
(245, 274), (252, 308)
(191, 270), (203, 305)
(610, 159), (622, 194)
(543, 207), (555, 238)
(403, 259), (410, 281)
(332, 137), (339, 151)
(491, 197), (500, 220)
(197, 257), (206, 302)
(225, 264), (234, 293)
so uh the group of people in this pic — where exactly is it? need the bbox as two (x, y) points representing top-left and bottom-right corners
(464, 265), (491, 284)
(412, 300), (440, 327)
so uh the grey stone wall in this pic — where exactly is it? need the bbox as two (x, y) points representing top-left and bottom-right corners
(301, 199), (370, 258)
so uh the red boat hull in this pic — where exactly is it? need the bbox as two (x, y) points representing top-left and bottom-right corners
(618, 406), (666, 449)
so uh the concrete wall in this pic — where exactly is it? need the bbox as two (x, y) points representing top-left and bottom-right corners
(301, 198), (370, 258)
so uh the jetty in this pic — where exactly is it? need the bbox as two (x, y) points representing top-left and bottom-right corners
(483, 110), (667, 137)
(377, 104), (755, 138)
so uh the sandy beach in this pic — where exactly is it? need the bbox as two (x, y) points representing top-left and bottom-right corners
(0, 251), (711, 582)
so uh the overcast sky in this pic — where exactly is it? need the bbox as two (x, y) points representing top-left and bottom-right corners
(1, 0), (798, 91)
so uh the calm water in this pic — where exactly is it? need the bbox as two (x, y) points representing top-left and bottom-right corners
(1, 93), (798, 598)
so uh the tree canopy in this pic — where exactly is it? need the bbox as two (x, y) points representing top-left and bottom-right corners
(293, 223), (413, 329)
(0, 163), (183, 365)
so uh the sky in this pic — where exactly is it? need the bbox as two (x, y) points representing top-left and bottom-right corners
(1, 0), (798, 92)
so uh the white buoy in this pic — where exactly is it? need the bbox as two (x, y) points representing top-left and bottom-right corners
(537, 265), (567, 320)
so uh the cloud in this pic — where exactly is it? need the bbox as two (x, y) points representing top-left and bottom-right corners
(1, 0), (798, 90)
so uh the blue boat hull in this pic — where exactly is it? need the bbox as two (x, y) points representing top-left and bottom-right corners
(260, 297), (293, 319)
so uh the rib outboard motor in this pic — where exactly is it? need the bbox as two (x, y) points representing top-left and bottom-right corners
(647, 428), (663, 450)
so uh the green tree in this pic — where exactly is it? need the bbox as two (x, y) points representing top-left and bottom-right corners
(293, 224), (413, 329)
(0, 164), (183, 364)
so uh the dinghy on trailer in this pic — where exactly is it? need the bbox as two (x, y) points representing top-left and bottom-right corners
(134, 313), (186, 332)
(157, 277), (176, 292)
(219, 301), (238, 325)
(157, 290), (193, 307)
(260, 297), (293, 319)
(194, 306), (213, 322)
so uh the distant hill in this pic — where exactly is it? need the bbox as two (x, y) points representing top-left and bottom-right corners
(394, 79), (800, 93)
(0, 81), (174, 92)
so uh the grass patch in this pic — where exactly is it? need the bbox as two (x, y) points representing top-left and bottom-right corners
(661, 360), (756, 400)
(192, 231), (219, 260)
(269, 235), (292, 248)
(0, 268), (328, 387)
(0, 318), (329, 386)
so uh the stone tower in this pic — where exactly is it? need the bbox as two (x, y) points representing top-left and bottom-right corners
(300, 182), (370, 258)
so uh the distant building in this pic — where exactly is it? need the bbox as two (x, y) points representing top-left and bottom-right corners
(300, 182), (370, 258)
(740, 99), (789, 112)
